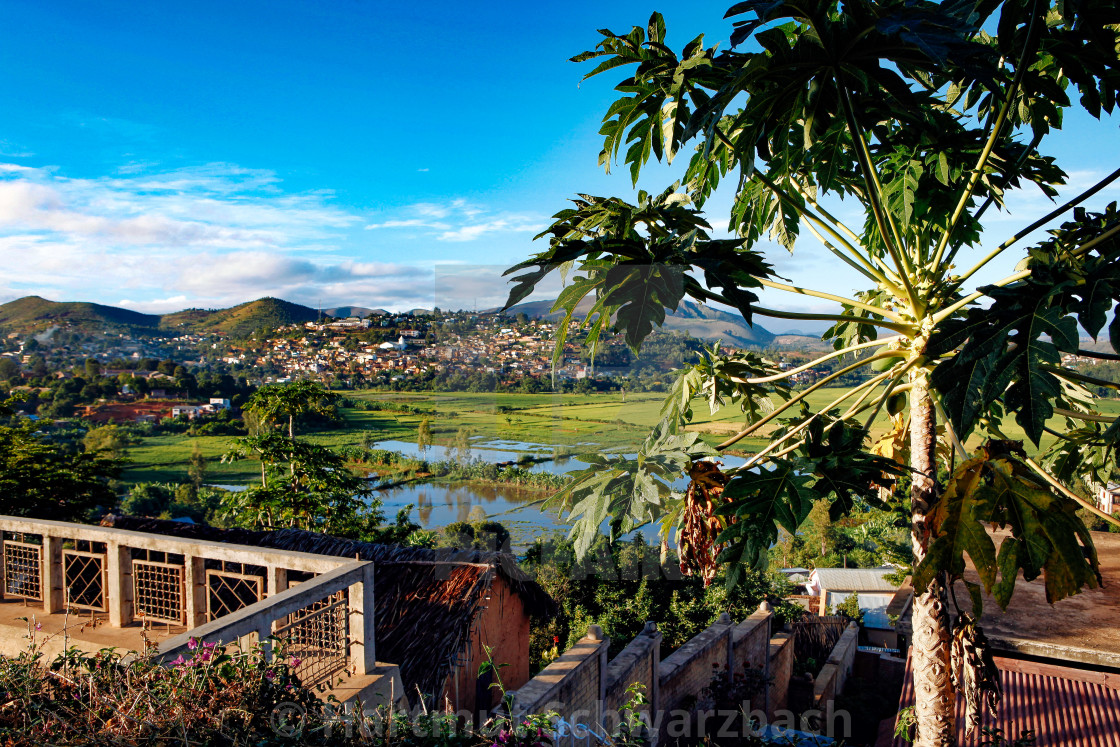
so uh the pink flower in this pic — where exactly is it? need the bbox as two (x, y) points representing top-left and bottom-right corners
(170, 655), (187, 666)
(187, 637), (199, 650)
(202, 641), (217, 651)
(265, 670), (275, 681)
(289, 657), (301, 668)
(34, 623), (42, 631)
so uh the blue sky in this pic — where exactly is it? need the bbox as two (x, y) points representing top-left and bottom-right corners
(0, 1), (1115, 332)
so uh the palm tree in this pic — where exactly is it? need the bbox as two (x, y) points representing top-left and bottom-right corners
(505, 2), (1120, 744)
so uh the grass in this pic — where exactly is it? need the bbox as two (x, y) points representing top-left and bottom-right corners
(121, 387), (1120, 486)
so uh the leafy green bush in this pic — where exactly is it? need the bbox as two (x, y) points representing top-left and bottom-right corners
(522, 535), (801, 670)
(832, 593), (865, 626)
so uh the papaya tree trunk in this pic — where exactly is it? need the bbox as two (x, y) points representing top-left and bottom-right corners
(909, 375), (955, 746)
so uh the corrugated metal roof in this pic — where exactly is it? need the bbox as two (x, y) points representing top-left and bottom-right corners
(812, 567), (900, 592)
(881, 656), (1120, 746)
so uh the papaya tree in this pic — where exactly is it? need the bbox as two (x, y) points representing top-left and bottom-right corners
(504, 1), (1120, 744)
(223, 382), (382, 539)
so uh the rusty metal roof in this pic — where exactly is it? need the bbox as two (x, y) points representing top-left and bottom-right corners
(881, 655), (1120, 746)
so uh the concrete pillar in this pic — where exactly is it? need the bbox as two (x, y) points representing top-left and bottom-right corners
(586, 624), (609, 728)
(42, 535), (64, 613)
(257, 622), (274, 662)
(267, 566), (288, 597)
(718, 612), (734, 677)
(106, 542), (133, 627)
(348, 562), (376, 675)
(644, 621), (662, 720)
(184, 556), (207, 628)
(267, 567), (288, 634)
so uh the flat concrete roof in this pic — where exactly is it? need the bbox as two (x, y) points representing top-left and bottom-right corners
(0, 597), (183, 661)
(901, 529), (1120, 669)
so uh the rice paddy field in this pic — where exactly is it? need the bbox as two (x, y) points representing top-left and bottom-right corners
(120, 387), (1120, 486)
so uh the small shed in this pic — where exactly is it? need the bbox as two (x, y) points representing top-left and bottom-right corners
(806, 567), (901, 629)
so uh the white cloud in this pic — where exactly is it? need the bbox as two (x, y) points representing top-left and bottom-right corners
(0, 162), (558, 313)
(366, 199), (544, 242)
(438, 216), (542, 242)
(365, 218), (449, 230)
(0, 162), (407, 310)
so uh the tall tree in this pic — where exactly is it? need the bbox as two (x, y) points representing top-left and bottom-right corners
(243, 380), (339, 439)
(417, 417), (433, 452)
(222, 432), (380, 537)
(188, 442), (208, 490)
(0, 396), (121, 521)
(505, 3), (1120, 744)
(224, 382), (381, 539)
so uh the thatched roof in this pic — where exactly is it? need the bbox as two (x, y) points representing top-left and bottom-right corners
(101, 515), (556, 699)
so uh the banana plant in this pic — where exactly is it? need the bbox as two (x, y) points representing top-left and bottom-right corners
(504, 2), (1120, 744)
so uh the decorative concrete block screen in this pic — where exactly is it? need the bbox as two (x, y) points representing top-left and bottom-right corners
(275, 589), (350, 687)
(3, 535), (42, 601)
(133, 558), (186, 625)
(206, 561), (265, 621)
(0, 515), (377, 694)
(63, 543), (107, 612)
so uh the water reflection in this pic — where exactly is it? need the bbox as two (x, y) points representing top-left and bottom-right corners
(370, 437), (752, 549)
(378, 481), (562, 540)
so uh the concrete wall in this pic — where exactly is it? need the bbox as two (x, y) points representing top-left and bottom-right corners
(511, 626), (609, 726)
(812, 622), (859, 712)
(510, 605), (779, 741)
(767, 632), (794, 720)
(732, 609), (771, 672)
(604, 622), (660, 717)
(658, 614), (733, 718)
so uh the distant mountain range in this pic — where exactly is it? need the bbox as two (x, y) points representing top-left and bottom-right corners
(322, 306), (390, 319)
(503, 298), (821, 348)
(0, 294), (825, 348)
(0, 296), (321, 338)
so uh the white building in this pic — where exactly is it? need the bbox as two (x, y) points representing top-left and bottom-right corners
(805, 567), (901, 630)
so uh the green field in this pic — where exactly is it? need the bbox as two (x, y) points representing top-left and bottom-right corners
(121, 388), (1120, 485)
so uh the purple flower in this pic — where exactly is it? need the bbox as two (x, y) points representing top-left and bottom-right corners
(187, 637), (199, 651)
(34, 622), (42, 632)
(265, 670), (275, 681)
(197, 649), (212, 663)
(289, 656), (301, 668)
(170, 655), (187, 666)
(203, 641), (217, 651)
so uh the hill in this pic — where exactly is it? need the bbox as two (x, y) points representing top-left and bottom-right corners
(161, 298), (319, 337)
(503, 297), (804, 348)
(0, 296), (160, 334)
(0, 296), (321, 338)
